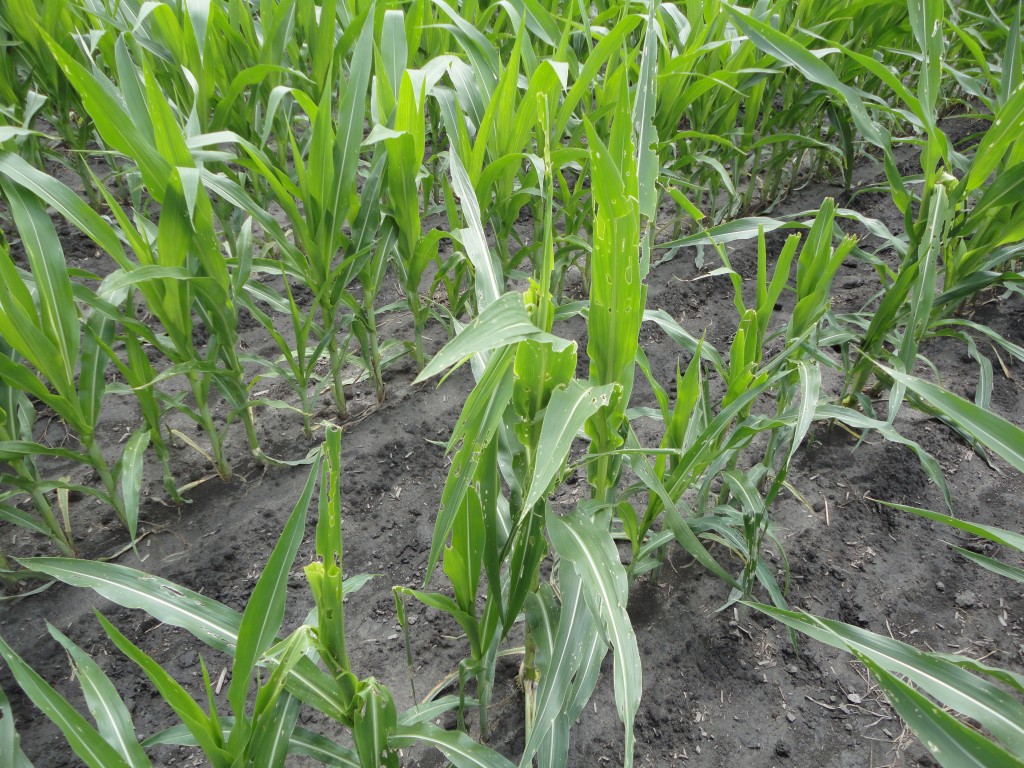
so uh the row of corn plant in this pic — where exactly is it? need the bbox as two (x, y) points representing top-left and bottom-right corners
(717, 0), (1024, 411)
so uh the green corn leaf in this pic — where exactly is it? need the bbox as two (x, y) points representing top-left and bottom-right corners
(444, 487), (484, 615)
(250, 693), (300, 768)
(0, 441), (92, 467)
(117, 430), (149, 542)
(635, 2), (659, 229)
(876, 501), (1024, 553)
(142, 63), (192, 169)
(47, 625), (151, 767)
(228, 448), (320, 715)
(397, 696), (472, 727)
(960, 164), (1024, 229)
(18, 558), (242, 653)
(390, 722), (516, 768)
(146, 722), (361, 766)
(427, 348), (514, 583)
(907, 0), (944, 123)
(856, 650), (1024, 768)
(789, 362), (820, 464)
(415, 293), (571, 383)
(0, 152), (130, 267)
(522, 381), (615, 511)
(949, 548), (1024, 584)
(397, 588), (482, 659)
(448, 148), (504, 311)
(896, 187), (945, 388)
(0, 503), (51, 537)
(0, 683), (33, 767)
(547, 508), (640, 768)
(554, 15), (642, 137)
(880, 368), (1024, 474)
(656, 216), (793, 258)
(584, 103), (642, 429)
(928, 656), (1024, 697)
(1, 181), (79, 405)
(749, 604), (1024, 754)
(520, 569), (603, 768)
(724, 6), (883, 148)
(96, 614), (231, 766)
(332, 11), (374, 230)
(815, 404), (951, 512)
(79, 313), (114, 438)
(42, 34), (170, 199)
(967, 81), (1024, 191)
(352, 681), (398, 768)
(0, 636), (133, 768)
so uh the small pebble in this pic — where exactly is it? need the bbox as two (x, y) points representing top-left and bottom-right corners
(786, 712), (797, 723)
(935, 580), (945, 592)
(847, 693), (862, 704)
(955, 590), (977, 609)
(787, 664), (798, 674)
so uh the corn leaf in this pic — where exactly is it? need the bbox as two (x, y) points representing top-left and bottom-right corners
(749, 604), (1024, 754)
(522, 381), (615, 511)
(227, 448), (320, 714)
(415, 293), (571, 382)
(46, 625), (151, 767)
(96, 614), (231, 767)
(117, 430), (149, 542)
(448, 149), (504, 311)
(0, 684), (33, 768)
(856, 650), (1024, 768)
(520, 569), (603, 768)
(0, 636), (133, 768)
(390, 722), (516, 768)
(547, 508), (640, 768)
(880, 368), (1024, 474)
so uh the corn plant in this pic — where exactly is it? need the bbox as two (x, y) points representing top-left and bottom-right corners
(381, 67), (434, 369)
(401, 66), (657, 767)
(0, 181), (148, 546)
(0, 425), (517, 767)
(431, 9), (635, 286)
(0, 146), (261, 484)
(224, 13), (376, 419)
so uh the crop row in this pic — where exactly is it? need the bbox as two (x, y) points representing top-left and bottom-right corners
(1, 0), (1023, 766)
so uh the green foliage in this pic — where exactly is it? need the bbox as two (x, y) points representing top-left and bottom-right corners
(2, 0), (1023, 765)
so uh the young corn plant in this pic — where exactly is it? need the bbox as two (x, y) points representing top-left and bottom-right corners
(403, 72), (654, 766)
(382, 69), (434, 370)
(0, 0), (108, 204)
(0, 338), (77, 568)
(229, 13), (377, 419)
(0, 181), (148, 546)
(17, 26), (281, 473)
(0, 425), (517, 768)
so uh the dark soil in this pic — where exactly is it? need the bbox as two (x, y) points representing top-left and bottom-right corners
(2, 144), (1023, 768)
